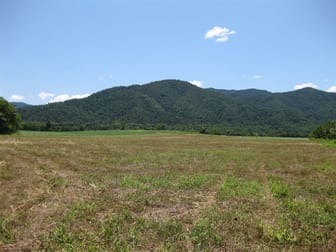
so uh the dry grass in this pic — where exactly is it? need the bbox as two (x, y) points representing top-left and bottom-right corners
(0, 131), (335, 251)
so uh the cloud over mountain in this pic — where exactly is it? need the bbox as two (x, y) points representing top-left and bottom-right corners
(10, 95), (24, 101)
(294, 83), (318, 90)
(190, 80), (203, 87)
(327, 86), (336, 92)
(49, 94), (90, 103)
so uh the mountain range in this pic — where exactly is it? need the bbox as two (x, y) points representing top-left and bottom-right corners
(17, 80), (336, 136)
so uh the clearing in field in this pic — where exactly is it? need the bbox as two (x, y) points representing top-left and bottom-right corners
(0, 131), (335, 251)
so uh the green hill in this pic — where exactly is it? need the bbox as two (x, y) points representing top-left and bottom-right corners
(10, 102), (31, 109)
(17, 80), (336, 136)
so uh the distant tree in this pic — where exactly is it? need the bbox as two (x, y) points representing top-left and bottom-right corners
(199, 127), (208, 134)
(311, 121), (336, 139)
(156, 124), (166, 130)
(45, 120), (51, 131)
(0, 97), (21, 134)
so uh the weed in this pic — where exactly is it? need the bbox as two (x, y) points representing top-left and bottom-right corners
(268, 176), (291, 199)
(191, 207), (224, 249)
(101, 208), (138, 249)
(259, 222), (297, 244)
(43, 223), (75, 250)
(156, 219), (184, 242)
(0, 217), (14, 245)
(119, 175), (146, 189)
(66, 200), (96, 221)
(47, 175), (67, 189)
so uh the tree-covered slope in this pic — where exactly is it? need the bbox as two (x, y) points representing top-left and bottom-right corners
(18, 80), (251, 126)
(17, 80), (336, 136)
(10, 102), (32, 109)
(210, 87), (336, 130)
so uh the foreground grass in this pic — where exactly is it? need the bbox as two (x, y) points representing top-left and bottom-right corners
(0, 131), (335, 250)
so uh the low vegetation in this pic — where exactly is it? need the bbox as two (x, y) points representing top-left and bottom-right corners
(1, 131), (335, 250)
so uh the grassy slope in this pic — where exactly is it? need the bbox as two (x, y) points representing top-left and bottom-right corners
(0, 131), (335, 251)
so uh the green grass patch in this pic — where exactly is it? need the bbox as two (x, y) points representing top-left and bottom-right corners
(178, 174), (219, 190)
(260, 192), (336, 246)
(139, 173), (175, 188)
(217, 176), (264, 200)
(43, 223), (75, 251)
(101, 208), (186, 250)
(191, 208), (224, 249)
(321, 140), (336, 148)
(313, 162), (335, 172)
(259, 222), (297, 244)
(101, 208), (140, 249)
(119, 175), (147, 189)
(66, 200), (96, 221)
(268, 176), (291, 199)
(119, 173), (219, 191)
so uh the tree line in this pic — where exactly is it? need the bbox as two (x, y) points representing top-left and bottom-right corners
(1, 95), (336, 140)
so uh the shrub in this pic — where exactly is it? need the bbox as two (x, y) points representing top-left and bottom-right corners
(310, 121), (336, 139)
(0, 98), (21, 134)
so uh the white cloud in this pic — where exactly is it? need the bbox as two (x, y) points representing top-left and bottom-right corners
(252, 75), (264, 79)
(190, 80), (203, 88)
(39, 92), (55, 100)
(327, 86), (336, 92)
(49, 93), (90, 103)
(294, 82), (319, 90)
(205, 26), (236, 42)
(71, 94), (90, 99)
(10, 95), (24, 101)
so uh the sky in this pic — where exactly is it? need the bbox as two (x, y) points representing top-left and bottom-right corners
(1, 0), (336, 104)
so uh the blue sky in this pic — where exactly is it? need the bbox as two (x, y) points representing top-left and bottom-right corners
(1, 0), (335, 104)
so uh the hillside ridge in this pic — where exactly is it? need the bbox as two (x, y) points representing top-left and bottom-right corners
(17, 79), (336, 136)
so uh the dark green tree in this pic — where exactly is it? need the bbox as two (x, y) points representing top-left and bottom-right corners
(0, 97), (21, 134)
(310, 121), (336, 139)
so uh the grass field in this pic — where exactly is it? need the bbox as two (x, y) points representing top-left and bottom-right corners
(0, 131), (335, 251)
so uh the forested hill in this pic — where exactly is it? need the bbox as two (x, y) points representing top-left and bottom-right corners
(10, 102), (31, 109)
(18, 80), (336, 136)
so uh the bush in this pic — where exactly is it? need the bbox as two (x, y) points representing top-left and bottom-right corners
(0, 98), (21, 134)
(310, 121), (336, 139)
